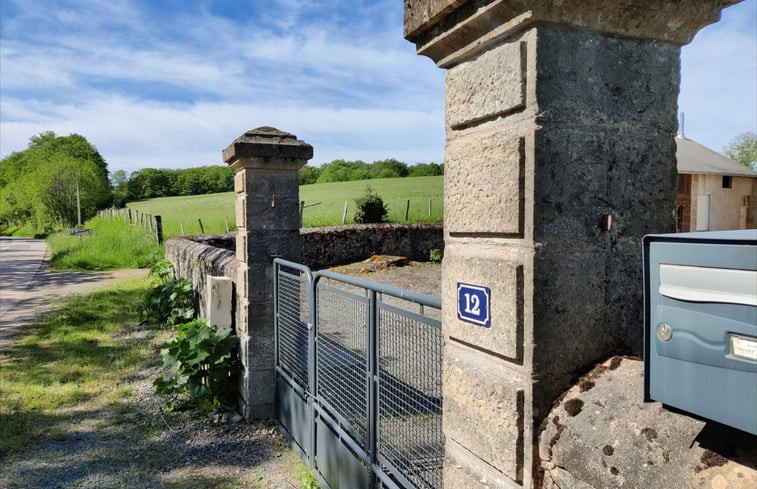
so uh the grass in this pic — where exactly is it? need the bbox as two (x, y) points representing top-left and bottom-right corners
(126, 175), (443, 238)
(0, 277), (154, 455)
(47, 217), (163, 270)
(0, 222), (48, 238)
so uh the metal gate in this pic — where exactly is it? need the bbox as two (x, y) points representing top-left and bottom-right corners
(274, 258), (443, 489)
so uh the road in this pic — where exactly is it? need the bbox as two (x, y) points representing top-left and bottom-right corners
(0, 237), (147, 347)
(0, 237), (48, 337)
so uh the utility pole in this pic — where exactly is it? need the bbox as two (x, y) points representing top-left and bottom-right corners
(76, 180), (82, 227)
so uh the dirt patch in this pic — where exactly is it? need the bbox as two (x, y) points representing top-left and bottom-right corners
(329, 259), (441, 296)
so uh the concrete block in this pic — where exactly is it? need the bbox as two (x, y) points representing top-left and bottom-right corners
(443, 253), (523, 362)
(234, 170), (246, 194)
(443, 346), (524, 481)
(446, 40), (525, 129)
(235, 195), (247, 229)
(206, 276), (232, 328)
(445, 439), (523, 489)
(445, 132), (524, 236)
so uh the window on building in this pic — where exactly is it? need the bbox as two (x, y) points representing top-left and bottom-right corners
(722, 175), (733, 189)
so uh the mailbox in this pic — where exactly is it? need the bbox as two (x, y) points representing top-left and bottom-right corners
(643, 230), (757, 435)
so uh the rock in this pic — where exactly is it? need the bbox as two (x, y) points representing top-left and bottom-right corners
(691, 462), (757, 489)
(538, 356), (757, 489)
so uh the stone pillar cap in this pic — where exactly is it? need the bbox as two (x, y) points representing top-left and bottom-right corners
(223, 127), (313, 164)
(405, 0), (742, 66)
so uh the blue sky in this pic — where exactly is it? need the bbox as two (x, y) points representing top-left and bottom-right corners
(1, 0), (755, 174)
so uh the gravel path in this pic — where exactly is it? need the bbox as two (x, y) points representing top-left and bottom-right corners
(0, 261), (305, 489)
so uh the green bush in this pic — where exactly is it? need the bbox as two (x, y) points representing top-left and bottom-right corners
(153, 319), (239, 411)
(139, 279), (195, 327)
(354, 186), (388, 224)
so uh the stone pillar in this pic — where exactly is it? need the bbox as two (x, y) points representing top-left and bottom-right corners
(404, 2), (739, 488)
(223, 127), (312, 419)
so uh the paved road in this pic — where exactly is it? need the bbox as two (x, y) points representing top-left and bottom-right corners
(0, 237), (48, 324)
(0, 237), (147, 347)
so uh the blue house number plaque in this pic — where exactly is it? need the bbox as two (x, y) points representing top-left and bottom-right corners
(457, 283), (491, 327)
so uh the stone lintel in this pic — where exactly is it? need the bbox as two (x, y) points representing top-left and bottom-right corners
(404, 0), (741, 67)
(223, 126), (313, 169)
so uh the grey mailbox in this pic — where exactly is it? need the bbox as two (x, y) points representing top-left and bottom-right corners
(643, 230), (757, 435)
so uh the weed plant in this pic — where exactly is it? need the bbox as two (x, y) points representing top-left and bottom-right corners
(153, 319), (239, 412)
(0, 278), (153, 454)
(47, 217), (162, 270)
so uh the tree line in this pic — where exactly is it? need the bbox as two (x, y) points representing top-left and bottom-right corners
(299, 158), (443, 185)
(112, 166), (235, 206)
(117, 158), (444, 202)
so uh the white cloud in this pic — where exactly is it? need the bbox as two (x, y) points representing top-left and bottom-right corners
(0, 95), (444, 172)
(678, 0), (757, 153)
(0, 0), (446, 170)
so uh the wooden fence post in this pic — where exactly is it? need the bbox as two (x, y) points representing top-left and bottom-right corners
(154, 215), (163, 244)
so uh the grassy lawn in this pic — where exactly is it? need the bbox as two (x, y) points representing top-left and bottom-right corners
(46, 217), (163, 270)
(0, 277), (154, 454)
(126, 175), (443, 238)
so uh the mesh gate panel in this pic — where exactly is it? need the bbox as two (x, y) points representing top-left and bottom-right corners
(378, 304), (443, 489)
(316, 283), (370, 444)
(276, 269), (310, 389)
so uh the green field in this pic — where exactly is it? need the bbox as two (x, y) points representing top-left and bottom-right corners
(126, 176), (443, 238)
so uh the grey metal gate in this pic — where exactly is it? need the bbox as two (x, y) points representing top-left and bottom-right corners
(274, 258), (443, 489)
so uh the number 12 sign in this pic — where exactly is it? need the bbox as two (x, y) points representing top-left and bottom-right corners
(457, 283), (491, 327)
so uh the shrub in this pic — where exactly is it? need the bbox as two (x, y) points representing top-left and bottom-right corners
(354, 186), (388, 224)
(153, 319), (239, 411)
(139, 279), (195, 327)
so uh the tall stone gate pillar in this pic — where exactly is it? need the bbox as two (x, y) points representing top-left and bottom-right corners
(223, 127), (312, 419)
(404, 1), (739, 487)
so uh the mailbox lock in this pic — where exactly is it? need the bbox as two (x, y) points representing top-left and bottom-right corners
(656, 322), (673, 342)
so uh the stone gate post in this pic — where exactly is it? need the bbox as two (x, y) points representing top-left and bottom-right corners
(223, 127), (312, 419)
(403, 1), (739, 488)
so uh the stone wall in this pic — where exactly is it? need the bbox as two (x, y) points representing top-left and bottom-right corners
(164, 222), (442, 328)
(300, 223), (443, 269)
(164, 235), (241, 324)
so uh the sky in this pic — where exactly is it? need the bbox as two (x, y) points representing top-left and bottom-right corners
(0, 0), (755, 175)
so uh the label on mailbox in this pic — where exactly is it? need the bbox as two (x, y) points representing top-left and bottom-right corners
(457, 283), (491, 327)
(731, 335), (757, 362)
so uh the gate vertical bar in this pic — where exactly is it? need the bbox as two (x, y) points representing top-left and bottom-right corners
(308, 267), (317, 468)
(368, 289), (379, 488)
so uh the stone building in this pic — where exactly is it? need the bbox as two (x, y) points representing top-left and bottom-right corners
(675, 135), (757, 232)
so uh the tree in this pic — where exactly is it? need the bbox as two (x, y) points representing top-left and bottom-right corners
(111, 170), (129, 208)
(724, 132), (757, 169)
(299, 165), (322, 185)
(0, 132), (111, 231)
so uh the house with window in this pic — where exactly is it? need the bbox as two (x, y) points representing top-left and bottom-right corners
(675, 135), (757, 232)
